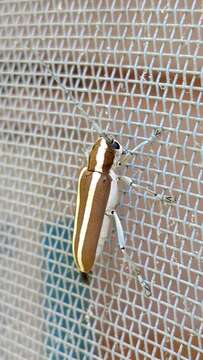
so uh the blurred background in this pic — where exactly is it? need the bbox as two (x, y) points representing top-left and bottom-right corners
(0, 1), (202, 359)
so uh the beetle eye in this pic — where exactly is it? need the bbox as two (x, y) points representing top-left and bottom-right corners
(111, 141), (120, 150)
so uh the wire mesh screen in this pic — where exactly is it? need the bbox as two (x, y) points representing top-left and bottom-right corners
(0, 1), (202, 359)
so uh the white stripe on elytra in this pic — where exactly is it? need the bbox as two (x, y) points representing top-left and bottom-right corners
(77, 139), (108, 271)
(72, 167), (87, 267)
(77, 172), (101, 271)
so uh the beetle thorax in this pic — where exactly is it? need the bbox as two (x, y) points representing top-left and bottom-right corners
(88, 138), (115, 173)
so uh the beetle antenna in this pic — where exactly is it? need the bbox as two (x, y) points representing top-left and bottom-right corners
(22, 45), (108, 138)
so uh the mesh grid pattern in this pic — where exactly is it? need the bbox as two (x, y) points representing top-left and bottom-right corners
(0, 1), (202, 359)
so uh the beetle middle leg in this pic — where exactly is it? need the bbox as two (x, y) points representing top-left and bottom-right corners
(118, 175), (176, 204)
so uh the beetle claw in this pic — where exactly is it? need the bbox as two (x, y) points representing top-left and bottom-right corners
(143, 283), (152, 298)
(162, 195), (176, 204)
(154, 128), (162, 137)
(133, 269), (152, 297)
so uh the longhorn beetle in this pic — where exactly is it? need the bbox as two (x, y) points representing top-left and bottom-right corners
(26, 46), (176, 297)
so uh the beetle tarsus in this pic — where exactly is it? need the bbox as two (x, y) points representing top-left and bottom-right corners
(136, 272), (152, 298)
(154, 128), (162, 137)
(162, 195), (176, 204)
(143, 283), (152, 298)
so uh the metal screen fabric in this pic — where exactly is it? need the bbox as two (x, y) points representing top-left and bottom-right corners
(0, 1), (202, 359)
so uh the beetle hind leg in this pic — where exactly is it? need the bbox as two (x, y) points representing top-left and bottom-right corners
(107, 209), (151, 297)
(121, 250), (152, 298)
(105, 209), (126, 249)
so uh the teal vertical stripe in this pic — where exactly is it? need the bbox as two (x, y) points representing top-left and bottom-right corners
(42, 219), (94, 359)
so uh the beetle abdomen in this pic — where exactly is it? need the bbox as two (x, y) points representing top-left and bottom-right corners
(72, 167), (111, 273)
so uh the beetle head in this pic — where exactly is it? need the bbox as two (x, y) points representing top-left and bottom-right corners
(102, 134), (124, 156)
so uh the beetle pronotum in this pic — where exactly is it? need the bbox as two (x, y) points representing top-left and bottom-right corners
(27, 46), (175, 297)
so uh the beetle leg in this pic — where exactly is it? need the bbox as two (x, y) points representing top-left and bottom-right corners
(118, 175), (176, 204)
(114, 128), (162, 168)
(121, 250), (152, 298)
(106, 209), (151, 297)
(106, 209), (126, 249)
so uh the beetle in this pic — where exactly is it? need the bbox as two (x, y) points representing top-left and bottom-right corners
(72, 135), (124, 274)
(72, 126), (175, 297)
(27, 46), (175, 297)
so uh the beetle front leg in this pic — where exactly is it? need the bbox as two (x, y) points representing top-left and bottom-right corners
(106, 209), (151, 297)
(118, 175), (176, 204)
(114, 128), (162, 169)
